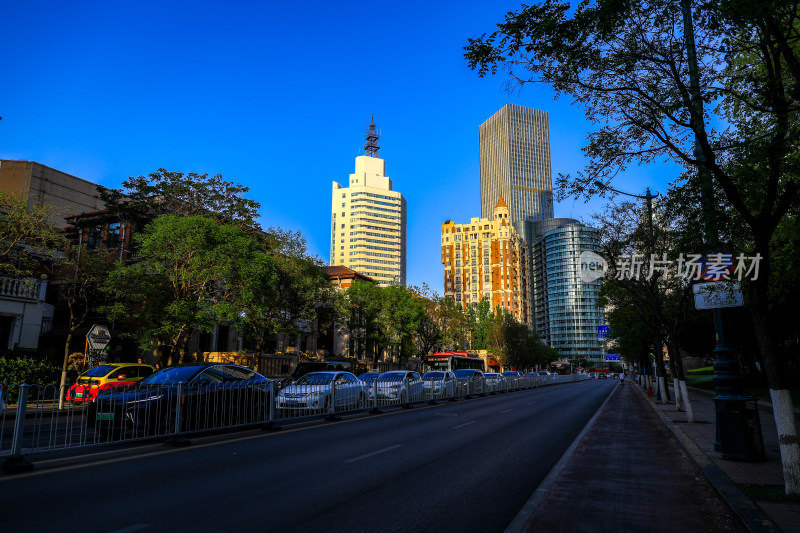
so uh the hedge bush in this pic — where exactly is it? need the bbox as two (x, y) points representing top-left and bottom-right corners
(0, 357), (61, 404)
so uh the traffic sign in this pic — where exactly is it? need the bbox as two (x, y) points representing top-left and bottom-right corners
(693, 282), (743, 310)
(605, 354), (621, 361)
(597, 325), (610, 340)
(87, 324), (111, 351)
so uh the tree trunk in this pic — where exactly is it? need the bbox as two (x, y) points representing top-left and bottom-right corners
(58, 330), (74, 410)
(748, 254), (799, 495)
(679, 380), (695, 424)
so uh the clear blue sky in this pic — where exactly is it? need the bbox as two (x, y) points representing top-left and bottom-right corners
(1, 0), (677, 294)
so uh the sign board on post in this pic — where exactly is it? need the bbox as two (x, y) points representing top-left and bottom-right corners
(693, 282), (743, 310)
(86, 324), (111, 352)
(597, 325), (610, 341)
(605, 354), (621, 361)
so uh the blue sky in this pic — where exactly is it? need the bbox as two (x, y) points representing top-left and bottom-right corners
(1, 1), (678, 293)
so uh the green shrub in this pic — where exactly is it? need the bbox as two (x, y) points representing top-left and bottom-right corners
(687, 366), (714, 375)
(0, 357), (61, 404)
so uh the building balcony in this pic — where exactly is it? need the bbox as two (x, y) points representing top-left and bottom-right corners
(0, 277), (47, 301)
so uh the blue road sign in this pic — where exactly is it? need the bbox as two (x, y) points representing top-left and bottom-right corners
(597, 325), (610, 340)
(605, 354), (621, 361)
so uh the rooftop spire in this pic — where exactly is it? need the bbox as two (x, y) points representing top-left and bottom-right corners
(364, 115), (381, 157)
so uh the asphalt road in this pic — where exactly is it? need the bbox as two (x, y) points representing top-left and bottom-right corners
(0, 380), (616, 532)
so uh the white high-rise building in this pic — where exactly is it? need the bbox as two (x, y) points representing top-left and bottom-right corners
(330, 120), (406, 287)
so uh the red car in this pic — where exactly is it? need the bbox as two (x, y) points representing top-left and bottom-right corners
(66, 363), (156, 403)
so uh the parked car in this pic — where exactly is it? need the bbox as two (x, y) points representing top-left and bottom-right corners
(67, 363), (156, 403)
(502, 371), (524, 389)
(279, 360), (353, 389)
(483, 373), (507, 393)
(90, 363), (271, 436)
(370, 371), (424, 403)
(453, 369), (486, 395)
(358, 372), (381, 383)
(422, 371), (457, 399)
(278, 371), (367, 413)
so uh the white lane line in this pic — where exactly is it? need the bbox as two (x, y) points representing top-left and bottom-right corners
(501, 409), (513, 414)
(108, 524), (149, 533)
(452, 421), (475, 429)
(345, 444), (402, 463)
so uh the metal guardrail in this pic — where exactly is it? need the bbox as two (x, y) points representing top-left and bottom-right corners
(0, 374), (589, 467)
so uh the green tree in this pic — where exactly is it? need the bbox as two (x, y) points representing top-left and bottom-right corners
(53, 249), (117, 408)
(0, 191), (66, 278)
(345, 281), (385, 365)
(466, 297), (494, 350)
(98, 168), (262, 233)
(104, 215), (269, 364)
(465, 0), (800, 494)
(235, 228), (331, 355)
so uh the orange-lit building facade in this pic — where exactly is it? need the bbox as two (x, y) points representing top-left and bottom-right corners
(440, 196), (530, 325)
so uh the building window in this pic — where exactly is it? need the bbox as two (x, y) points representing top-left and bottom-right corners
(86, 226), (102, 251)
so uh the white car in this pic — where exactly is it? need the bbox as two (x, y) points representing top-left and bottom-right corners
(277, 371), (367, 413)
(422, 371), (457, 399)
(370, 371), (424, 404)
(483, 373), (507, 393)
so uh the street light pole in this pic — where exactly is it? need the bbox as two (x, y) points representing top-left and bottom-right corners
(595, 181), (661, 396)
(680, 0), (764, 459)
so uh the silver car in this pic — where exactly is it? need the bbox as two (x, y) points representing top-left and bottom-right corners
(277, 371), (367, 414)
(370, 371), (424, 404)
(453, 369), (486, 396)
(422, 371), (457, 399)
(483, 373), (507, 393)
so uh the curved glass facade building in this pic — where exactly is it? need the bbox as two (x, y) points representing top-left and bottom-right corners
(532, 221), (605, 362)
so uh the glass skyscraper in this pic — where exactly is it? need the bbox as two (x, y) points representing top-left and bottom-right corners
(531, 220), (605, 362)
(479, 104), (554, 223)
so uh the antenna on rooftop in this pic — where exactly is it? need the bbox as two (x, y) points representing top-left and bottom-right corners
(364, 115), (380, 157)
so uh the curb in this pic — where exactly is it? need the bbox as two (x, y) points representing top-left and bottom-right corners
(632, 383), (779, 533)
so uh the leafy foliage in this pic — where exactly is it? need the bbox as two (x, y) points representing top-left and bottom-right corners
(0, 191), (66, 278)
(98, 168), (262, 232)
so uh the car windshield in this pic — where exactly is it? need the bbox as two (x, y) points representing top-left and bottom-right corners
(453, 370), (475, 377)
(140, 365), (204, 385)
(295, 373), (334, 385)
(377, 373), (408, 382)
(422, 372), (445, 380)
(82, 365), (117, 377)
(503, 372), (518, 376)
(359, 373), (380, 381)
(485, 374), (499, 379)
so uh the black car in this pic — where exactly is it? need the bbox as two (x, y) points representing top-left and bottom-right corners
(90, 363), (272, 438)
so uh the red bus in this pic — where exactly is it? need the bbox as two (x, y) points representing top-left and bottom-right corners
(421, 351), (485, 373)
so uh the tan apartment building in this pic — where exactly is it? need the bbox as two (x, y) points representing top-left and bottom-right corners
(330, 120), (407, 287)
(0, 160), (106, 225)
(441, 196), (530, 325)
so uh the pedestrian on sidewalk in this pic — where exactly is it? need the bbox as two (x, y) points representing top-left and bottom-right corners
(619, 372), (624, 385)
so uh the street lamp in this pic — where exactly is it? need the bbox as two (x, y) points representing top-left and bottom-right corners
(680, 0), (763, 459)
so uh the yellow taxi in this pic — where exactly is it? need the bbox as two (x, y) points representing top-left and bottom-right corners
(66, 363), (156, 403)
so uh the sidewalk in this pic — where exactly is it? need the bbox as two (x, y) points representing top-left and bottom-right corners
(509, 381), (800, 533)
(646, 382), (800, 532)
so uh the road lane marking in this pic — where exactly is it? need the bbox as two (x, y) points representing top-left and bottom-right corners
(109, 524), (149, 533)
(452, 421), (475, 429)
(345, 444), (402, 463)
(501, 409), (513, 414)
